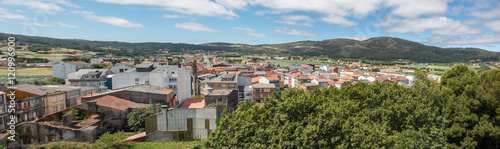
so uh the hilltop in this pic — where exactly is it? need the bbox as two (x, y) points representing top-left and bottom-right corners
(1, 33), (499, 63)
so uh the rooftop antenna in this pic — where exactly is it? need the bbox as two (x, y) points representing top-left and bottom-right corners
(109, 42), (112, 65)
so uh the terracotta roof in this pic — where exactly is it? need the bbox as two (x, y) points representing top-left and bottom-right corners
(297, 74), (310, 80)
(198, 73), (215, 78)
(328, 80), (335, 85)
(81, 93), (100, 98)
(309, 76), (319, 80)
(266, 76), (279, 81)
(66, 61), (91, 66)
(251, 76), (262, 83)
(91, 95), (136, 111)
(336, 80), (345, 84)
(265, 71), (281, 76)
(180, 98), (205, 109)
(328, 67), (337, 70)
(125, 132), (146, 141)
(340, 76), (354, 80)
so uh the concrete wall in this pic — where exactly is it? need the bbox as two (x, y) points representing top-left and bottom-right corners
(52, 62), (77, 79)
(110, 65), (132, 73)
(111, 72), (150, 89)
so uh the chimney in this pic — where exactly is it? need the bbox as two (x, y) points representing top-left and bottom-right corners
(156, 104), (162, 113)
(87, 101), (97, 115)
(62, 114), (72, 126)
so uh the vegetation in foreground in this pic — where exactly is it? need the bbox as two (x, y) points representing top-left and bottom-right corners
(30, 131), (201, 149)
(200, 64), (500, 148)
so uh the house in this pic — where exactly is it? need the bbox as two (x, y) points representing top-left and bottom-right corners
(0, 92), (6, 130)
(40, 85), (83, 113)
(243, 86), (253, 102)
(67, 69), (113, 91)
(110, 64), (191, 105)
(110, 65), (133, 73)
(79, 84), (175, 108)
(335, 80), (345, 89)
(144, 106), (221, 141)
(205, 89), (238, 113)
(252, 84), (276, 103)
(8, 94), (147, 148)
(180, 98), (205, 109)
(4, 84), (50, 123)
(90, 58), (103, 64)
(311, 79), (328, 89)
(203, 74), (238, 95)
(52, 61), (91, 79)
(300, 83), (318, 91)
(0, 59), (8, 67)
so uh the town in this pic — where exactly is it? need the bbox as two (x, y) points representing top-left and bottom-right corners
(0, 39), (499, 148)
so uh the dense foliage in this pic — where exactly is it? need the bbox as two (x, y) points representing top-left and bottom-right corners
(200, 65), (500, 148)
(127, 104), (157, 132)
(31, 131), (129, 149)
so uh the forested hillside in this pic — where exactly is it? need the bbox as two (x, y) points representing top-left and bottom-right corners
(1, 33), (499, 62)
(200, 65), (500, 148)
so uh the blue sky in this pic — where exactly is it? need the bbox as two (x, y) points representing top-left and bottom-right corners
(1, 0), (500, 52)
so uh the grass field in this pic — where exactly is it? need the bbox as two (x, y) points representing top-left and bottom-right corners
(0, 67), (52, 75)
(0, 74), (51, 84)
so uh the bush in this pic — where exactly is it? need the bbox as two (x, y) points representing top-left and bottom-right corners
(91, 131), (130, 149)
(30, 141), (91, 149)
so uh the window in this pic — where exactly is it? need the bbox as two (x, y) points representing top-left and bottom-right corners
(255, 94), (260, 98)
(145, 81), (150, 84)
(270, 89), (275, 92)
(22, 138), (32, 145)
(53, 97), (57, 103)
(217, 97), (223, 103)
(60, 95), (64, 101)
(171, 71), (175, 74)
(255, 89), (261, 92)
(169, 78), (177, 83)
(216, 84), (222, 88)
(60, 105), (64, 110)
(229, 84), (235, 89)
(135, 78), (139, 82)
(53, 107), (57, 112)
(208, 84), (214, 88)
(119, 69), (124, 73)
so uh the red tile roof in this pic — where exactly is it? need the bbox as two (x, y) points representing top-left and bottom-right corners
(90, 95), (136, 111)
(180, 98), (205, 109)
(340, 76), (354, 80)
(265, 71), (281, 76)
(265, 76), (279, 81)
(251, 76), (262, 83)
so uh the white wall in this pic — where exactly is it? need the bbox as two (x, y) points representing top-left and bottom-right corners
(111, 72), (149, 89)
(52, 62), (77, 79)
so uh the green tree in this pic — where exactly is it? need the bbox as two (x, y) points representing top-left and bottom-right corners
(126, 104), (157, 132)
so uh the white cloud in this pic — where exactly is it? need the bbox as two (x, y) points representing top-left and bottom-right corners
(384, 17), (482, 36)
(174, 22), (220, 32)
(445, 35), (500, 45)
(94, 0), (238, 19)
(233, 27), (266, 37)
(72, 11), (144, 28)
(320, 15), (358, 27)
(385, 0), (450, 18)
(337, 35), (370, 41)
(19, 22), (53, 27)
(275, 15), (313, 27)
(55, 22), (78, 28)
(0, 8), (27, 20)
(273, 27), (317, 37)
(484, 20), (500, 32)
(162, 14), (180, 19)
(0, 0), (65, 14)
(469, 4), (500, 19)
(215, 0), (248, 10)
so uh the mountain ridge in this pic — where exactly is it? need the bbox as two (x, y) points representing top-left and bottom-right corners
(1, 33), (498, 63)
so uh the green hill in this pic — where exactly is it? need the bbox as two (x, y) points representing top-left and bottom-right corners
(1, 33), (498, 62)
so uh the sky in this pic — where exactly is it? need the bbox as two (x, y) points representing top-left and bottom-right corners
(1, 0), (500, 52)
